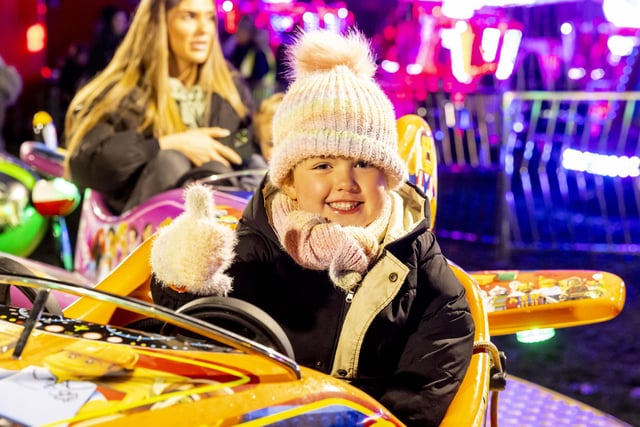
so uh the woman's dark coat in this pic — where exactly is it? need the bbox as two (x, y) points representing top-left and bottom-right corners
(68, 72), (256, 213)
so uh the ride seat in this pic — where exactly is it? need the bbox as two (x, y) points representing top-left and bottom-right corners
(440, 261), (496, 427)
(397, 115), (497, 426)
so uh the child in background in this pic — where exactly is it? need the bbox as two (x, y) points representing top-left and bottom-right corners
(253, 92), (283, 163)
(150, 29), (474, 426)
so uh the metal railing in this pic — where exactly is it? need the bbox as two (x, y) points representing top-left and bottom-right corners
(411, 90), (640, 257)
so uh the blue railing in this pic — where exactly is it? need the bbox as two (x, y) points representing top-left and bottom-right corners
(409, 90), (640, 257)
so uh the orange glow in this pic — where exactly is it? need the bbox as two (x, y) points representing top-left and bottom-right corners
(26, 23), (46, 53)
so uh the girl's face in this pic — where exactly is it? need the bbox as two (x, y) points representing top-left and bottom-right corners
(167, 0), (216, 75)
(283, 157), (389, 227)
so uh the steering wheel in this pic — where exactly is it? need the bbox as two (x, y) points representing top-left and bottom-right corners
(0, 257), (63, 315)
(177, 167), (267, 192)
(161, 296), (295, 359)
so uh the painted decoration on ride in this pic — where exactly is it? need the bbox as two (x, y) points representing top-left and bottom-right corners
(397, 114), (438, 224)
(74, 188), (250, 283)
(473, 269), (625, 337)
(0, 312), (398, 427)
(0, 319), (248, 426)
(476, 270), (607, 312)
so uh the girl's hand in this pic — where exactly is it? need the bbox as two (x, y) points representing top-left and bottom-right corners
(159, 127), (242, 167)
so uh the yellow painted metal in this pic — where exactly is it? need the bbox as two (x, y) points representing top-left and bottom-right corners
(441, 262), (492, 427)
(63, 235), (155, 323)
(472, 270), (626, 336)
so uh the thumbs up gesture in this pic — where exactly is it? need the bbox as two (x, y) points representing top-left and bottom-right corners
(151, 184), (237, 296)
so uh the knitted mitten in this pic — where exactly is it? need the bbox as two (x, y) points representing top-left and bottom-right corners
(150, 184), (237, 296)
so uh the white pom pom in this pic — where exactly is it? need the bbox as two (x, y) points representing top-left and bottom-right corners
(291, 29), (376, 80)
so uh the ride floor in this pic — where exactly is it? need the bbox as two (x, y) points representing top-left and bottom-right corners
(499, 376), (632, 426)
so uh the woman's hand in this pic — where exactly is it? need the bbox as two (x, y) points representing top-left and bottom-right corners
(158, 127), (243, 167)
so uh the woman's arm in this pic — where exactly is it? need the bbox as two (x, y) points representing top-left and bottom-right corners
(68, 116), (160, 193)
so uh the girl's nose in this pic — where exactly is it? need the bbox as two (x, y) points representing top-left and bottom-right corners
(336, 167), (359, 192)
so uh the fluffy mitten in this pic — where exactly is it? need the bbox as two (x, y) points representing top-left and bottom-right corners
(150, 184), (237, 296)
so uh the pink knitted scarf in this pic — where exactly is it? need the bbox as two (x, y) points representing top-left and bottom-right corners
(270, 192), (392, 291)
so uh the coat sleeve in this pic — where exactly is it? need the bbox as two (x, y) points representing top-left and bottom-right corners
(379, 235), (475, 427)
(68, 111), (160, 193)
(225, 221), (277, 301)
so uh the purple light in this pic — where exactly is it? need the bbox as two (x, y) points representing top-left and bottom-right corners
(562, 148), (640, 178)
(603, 0), (640, 29)
(380, 60), (399, 73)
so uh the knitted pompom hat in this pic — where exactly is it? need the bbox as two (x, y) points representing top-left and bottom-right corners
(269, 29), (408, 189)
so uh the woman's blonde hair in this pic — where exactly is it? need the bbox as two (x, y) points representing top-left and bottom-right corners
(64, 0), (248, 173)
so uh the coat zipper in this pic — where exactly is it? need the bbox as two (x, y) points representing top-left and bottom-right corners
(345, 284), (360, 303)
(330, 281), (361, 374)
(332, 253), (384, 373)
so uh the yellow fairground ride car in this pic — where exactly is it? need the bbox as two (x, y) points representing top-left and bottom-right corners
(0, 115), (626, 426)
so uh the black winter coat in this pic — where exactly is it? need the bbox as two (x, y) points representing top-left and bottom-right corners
(152, 179), (475, 426)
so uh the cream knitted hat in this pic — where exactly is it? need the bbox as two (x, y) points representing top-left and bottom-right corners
(269, 29), (408, 189)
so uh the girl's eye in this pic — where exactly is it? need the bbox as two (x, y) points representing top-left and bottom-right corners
(355, 160), (373, 168)
(312, 163), (331, 170)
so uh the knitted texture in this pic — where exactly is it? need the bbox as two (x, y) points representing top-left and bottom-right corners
(269, 29), (407, 189)
(270, 191), (391, 291)
(150, 184), (236, 296)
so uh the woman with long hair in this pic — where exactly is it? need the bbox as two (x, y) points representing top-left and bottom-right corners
(65, 0), (260, 214)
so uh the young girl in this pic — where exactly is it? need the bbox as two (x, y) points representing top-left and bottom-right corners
(151, 29), (474, 426)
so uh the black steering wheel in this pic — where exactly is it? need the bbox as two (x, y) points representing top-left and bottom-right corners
(161, 296), (295, 360)
(0, 257), (63, 315)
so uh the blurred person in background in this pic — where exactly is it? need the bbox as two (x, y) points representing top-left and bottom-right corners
(86, 6), (131, 77)
(64, 0), (258, 215)
(58, 43), (90, 109)
(226, 15), (275, 104)
(252, 91), (283, 163)
(0, 55), (23, 152)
